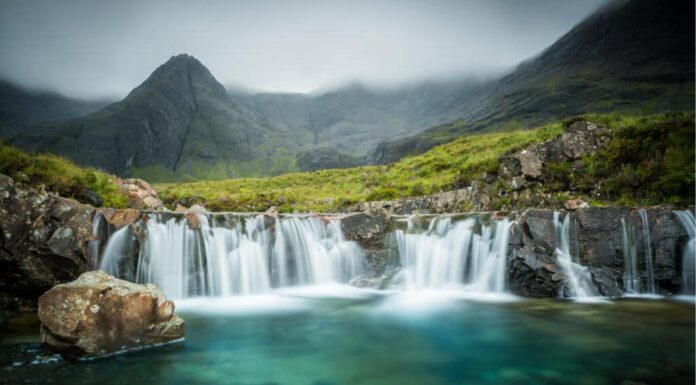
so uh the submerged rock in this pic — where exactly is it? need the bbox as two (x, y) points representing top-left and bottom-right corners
(38, 271), (184, 359)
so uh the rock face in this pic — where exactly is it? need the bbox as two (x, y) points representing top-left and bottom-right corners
(38, 271), (184, 358)
(116, 178), (163, 211)
(0, 175), (95, 318)
(505, 208), (690, 297)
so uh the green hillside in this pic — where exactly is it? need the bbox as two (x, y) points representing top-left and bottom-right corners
(156, 113), (695, 213)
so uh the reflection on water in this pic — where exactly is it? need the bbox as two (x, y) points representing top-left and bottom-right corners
(1, 290), (694, 385)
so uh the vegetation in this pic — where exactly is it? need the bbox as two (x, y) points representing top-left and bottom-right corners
(157, 113), (694, 213)
(1, 112), (691, 213)
(156, 122), (565, 212)
(549, 112), (695, 207)
(0, 143), (128, 208)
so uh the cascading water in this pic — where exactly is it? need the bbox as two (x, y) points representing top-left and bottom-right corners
(88, 212), (104, 267)
(273, 217), (363, 286)
(621, 217), (639, 293)
(639, 210), (656, 293)
(620, 209), (657, 294)
(553, 211), (598, 298)
(395, 215), (513, 292)
(674, 210), (695, 294)
(98, 213), (364, 299)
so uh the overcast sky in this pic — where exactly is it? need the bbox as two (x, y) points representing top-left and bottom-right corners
(0, 0), (607, 99)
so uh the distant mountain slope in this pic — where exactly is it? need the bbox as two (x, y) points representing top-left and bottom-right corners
(233, 79), (480, 156)
(0, 80), (109, 136)
(370, 0), (695, 164)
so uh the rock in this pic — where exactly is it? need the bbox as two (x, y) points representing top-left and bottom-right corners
(507, 246), (563, 297)
(38, 271), (184, 358)
(98, 208), (142, 229)
(516, 149), (545, 178)
(79, 189), (104, 207)
(519, 209), (556, 253)
(564, 199), (589, 210)
(498, 120), (611, 181)
(116, 178), (163, 211)
(0, 175), (95, 313)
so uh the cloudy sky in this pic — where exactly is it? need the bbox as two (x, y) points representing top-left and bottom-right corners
(0, 0), (607, 99)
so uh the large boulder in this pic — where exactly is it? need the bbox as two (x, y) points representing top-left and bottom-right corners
(38, 271), (184, 358)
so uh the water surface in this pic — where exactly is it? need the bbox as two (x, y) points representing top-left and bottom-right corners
(1, 289), (694, 385)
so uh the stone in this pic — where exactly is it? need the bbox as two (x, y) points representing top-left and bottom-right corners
(79, 189), (104, 207)
(564, 199), (589, 210)
(99, 208), (142, 229)
(116, 178), (163, 211)
(38, 271), (184, 358)
(0, 175), (95, 310)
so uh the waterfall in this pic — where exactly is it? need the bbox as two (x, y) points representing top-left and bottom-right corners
(639, 209), (656, 293)
(621, 218), (639, 293)
(98, 213), (364, 299)
(273, 217), (362, 286)
(88, 212), (104, 267)
(395, 215), (513, 292)
(674, 210), (695, 294)
(620, 210), (657, 294)
(553, 211), (598, 298)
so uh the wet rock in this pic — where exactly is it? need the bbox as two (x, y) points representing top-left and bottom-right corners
(98, 208), (142, 229)
(519, 210), (556, 253)
(341, 210), (388, 243)
(507, 245), (563, 298)
(38, 271), (184, 358)
(116, 178), (163, 211)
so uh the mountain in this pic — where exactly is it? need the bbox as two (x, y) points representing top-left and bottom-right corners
(0, 80), (110, 136)
(10, 55), (308, 181)
(8, 57), (483, 180)
(370, 0), (695, 163)
(4, 0), (694, 180)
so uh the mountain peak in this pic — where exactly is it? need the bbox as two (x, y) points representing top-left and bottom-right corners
(128, 53), (227, 100)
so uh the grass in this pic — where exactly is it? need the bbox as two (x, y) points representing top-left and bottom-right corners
(157, 112), (694, 212)
(2, 112), (692, 213)
(0, 143), (128, 208)
(556, 112), (695, 207)
(156, 123), (565, 212)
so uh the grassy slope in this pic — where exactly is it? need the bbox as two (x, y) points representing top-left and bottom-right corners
(156, 124), (562, 212)
(0, 143), (128, 208)
(156, 112), (694, 213)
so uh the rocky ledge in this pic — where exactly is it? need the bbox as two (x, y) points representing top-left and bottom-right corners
(38, 271), (184, 359)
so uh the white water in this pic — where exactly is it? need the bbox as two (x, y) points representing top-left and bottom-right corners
(87, 212), (104, 267)
(621, 210), (658, 294)
(395, 215), (513, 292)
(621, 217), (640, 293)
(273, 217), (363, 286)
(553, 211), (598, 298)
(674, 210), (695, 294)
(99, 213), (364, 299)
(639, 209), (656, 293)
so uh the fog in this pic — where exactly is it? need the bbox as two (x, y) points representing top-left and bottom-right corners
(0, 0), (606, 99)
